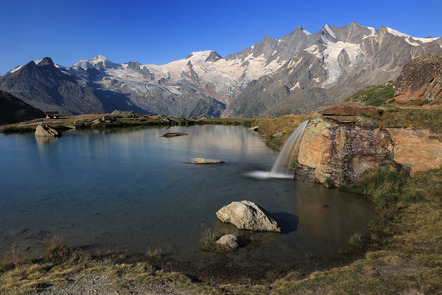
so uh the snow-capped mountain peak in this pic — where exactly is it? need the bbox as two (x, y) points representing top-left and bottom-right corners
(386, 27), (411, 38)
(71, 55), (114, 71)
(324, 24), (337, 39)
(302, 27), (312, 36)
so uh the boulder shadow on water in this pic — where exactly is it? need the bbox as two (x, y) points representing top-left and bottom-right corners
(271, 212), (299, 234)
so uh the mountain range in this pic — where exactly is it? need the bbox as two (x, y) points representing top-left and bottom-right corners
(1, 22), (441, 118)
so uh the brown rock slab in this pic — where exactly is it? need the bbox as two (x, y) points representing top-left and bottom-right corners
(387, 128), (442, 176)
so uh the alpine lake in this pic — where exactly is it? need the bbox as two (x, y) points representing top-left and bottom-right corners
(0, 125), (374, 277)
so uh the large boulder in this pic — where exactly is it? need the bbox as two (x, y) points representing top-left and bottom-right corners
(394, 54), (442, 103)
(35, 124), (60, 137)
(216, 200), (281, 232)
(294, 115), (397, 186)
(293, 103), (442, 186)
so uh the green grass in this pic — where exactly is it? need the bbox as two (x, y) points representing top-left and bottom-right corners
(251, 113), (312, 150)
(346, 82), (395, 106)
(199, 228), (230, 253)
(381, 107), (442, 136)
(340, 169), (441, 208)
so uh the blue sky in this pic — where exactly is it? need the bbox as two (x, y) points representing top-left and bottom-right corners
(0, 0), (441, 75)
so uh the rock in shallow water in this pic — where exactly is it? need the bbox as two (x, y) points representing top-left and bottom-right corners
(191, 158), (225, 164)
(216, 234), (239, 250)
(161, 132), (188, 137)
(35, 123), (60, 137)
(216, 200), (281, 232)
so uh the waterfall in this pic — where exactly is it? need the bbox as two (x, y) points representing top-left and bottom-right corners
(269, 120), (309, 177)
(246, 120), (309, 179)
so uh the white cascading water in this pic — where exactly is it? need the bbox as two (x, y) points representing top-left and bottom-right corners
(246, 120), (309, 179)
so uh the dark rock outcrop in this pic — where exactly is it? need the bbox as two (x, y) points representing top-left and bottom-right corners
(394, 54), (442, 103)
(0, 90), (44, 124)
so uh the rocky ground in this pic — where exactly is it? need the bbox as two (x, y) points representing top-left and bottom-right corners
(32, 273), (192, 295)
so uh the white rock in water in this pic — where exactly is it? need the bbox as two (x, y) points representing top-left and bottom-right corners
(216, 200), (281, 232)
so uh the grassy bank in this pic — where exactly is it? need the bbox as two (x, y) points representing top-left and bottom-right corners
(0, 113), (256, 135)
(250, 113), (312, 150)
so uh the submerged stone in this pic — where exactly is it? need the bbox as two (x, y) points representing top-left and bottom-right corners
(161, 132), (188, 137)
(216, 234), (239, 250)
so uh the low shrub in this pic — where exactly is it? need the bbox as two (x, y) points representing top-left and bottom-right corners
(43, 235), (70, 264)
(349, 233), (368, 250)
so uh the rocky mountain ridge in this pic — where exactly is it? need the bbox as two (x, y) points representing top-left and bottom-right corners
(1, 22), (441, 118)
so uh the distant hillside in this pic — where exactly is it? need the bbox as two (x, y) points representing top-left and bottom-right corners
(0, 90), (45, 125)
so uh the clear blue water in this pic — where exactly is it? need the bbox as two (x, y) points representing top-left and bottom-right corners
(0, 125), (374, 266)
